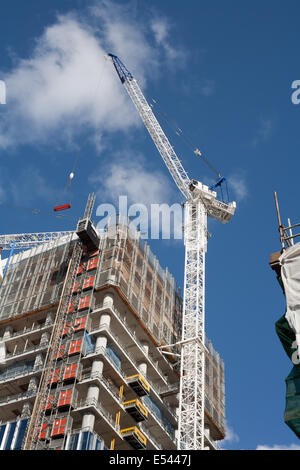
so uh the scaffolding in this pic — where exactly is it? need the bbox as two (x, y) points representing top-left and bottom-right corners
(0, 214), (226, 448)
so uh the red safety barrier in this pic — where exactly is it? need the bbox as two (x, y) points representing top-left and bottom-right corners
(38, 423), (48, 440)
(74, 316), (87, 332)
(71, 282), (79, 294)
(54, 343), (66, 360)
(68, 339), (82, 356)
(77, 264), (84, 275)
(87, 258), (99, 271)
(42, 394), (55, 412)
(78, 296), (90, 311)
(63, 363), (78, 382)
(51, 418), (67, 438)
(58, 389), (73, 408)
(82, 276), (94, 290)
(61, 322), (71, 337)
(49, 368), (60, 386)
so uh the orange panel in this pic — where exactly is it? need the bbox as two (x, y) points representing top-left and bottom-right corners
(63, 363), (78, 381)
(38, 423), (48, 440)
(83, 276), (95, 290)
(72, 282), (79, 294)
(77, 264), (84, 275)
(61, 322), (71, 337)
(58, 389), (72, 407)
(87, 258), (99, 271)
(66, 304), (74, 314)
(54, 343), (66, 360)
(89, 249), (99, 257)
(74, 316), (86, 332)
(49, 368), (60, 386)
(78, 296), (90, 311)
(51, 418), (67, 437)
(68, 339), (82, 356)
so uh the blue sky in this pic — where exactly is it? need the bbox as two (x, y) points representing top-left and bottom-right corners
(1, 0), (300, 450)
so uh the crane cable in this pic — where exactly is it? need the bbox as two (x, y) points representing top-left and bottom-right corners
(54, 58), (108, 212)
(149, 97), (222, 178)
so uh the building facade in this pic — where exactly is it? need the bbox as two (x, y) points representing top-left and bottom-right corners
(0, 217), (225, 450)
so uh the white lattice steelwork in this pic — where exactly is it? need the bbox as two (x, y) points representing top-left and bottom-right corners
(0, 231), (74, 250)
(108, 54), (236, 450)
(178, 200), (207, 449)
(123, 78), (190, 201)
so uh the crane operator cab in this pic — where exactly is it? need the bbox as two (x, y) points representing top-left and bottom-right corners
(189, 179), (236, 224)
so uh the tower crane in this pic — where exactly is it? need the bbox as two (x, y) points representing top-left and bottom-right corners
(108, 53), (236, 450)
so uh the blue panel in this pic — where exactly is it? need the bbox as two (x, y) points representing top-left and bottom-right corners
(13, 419), (28, 450)
(106, 345), (121, 370)
(84, 333), (95, 354)
(0, 424), (6, 448)
(68, 432), (79, 450)
(86, 432), (94, 450)
(80, 431), (88, 450)
(143, 396), (174, 437)
(4, 422), (16, 450)
(68, 431), (105, 451)
(95, 438), (102, 450)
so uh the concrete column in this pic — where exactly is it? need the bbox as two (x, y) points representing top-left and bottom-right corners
(28, 376), (39, 393)
(95, 335), (107, 351)
(87, 385), (100, 402)
(3, 326), (13, 340)
(91, 359), (104, 376)
(21, 401), (33, 418)
(138, 362), (147, 376)
(99, 313), (111, 329)
(40, 331), (50, 345)
(45, 311), (54, 326)
(34, 353), (43, 368)
(81, 413), (95, 432)
(103, 292), (114, 309)
(0, 342), (6, 363)
(141, 341), (149, 355)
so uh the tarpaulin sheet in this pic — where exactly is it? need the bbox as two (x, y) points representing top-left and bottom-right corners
(280, 244), (300, 351)
(276, 244), (300, 438)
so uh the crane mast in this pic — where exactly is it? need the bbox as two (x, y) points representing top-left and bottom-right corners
(108, 53), (236, 450)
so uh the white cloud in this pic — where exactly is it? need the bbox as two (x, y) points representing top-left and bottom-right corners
(253, 117), (273, 147)
(219, 423), (240, 449)
(0, 1), (181, 151)
(151, 19), (169, 45)
(150, 18), (183, 62)
(199, 79), (216, 97)
(227, 172), (248, 201)
(256, 444), (300, 450)
(0, 180), (5, 201)
(91, 152), (175, 207)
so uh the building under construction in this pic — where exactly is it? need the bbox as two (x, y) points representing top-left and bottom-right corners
(0, 201), (226, 450)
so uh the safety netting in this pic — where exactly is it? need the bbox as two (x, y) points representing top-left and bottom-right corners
(276, 243), (300, 438)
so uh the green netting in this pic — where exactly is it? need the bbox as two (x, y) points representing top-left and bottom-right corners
(275, 314), (295, 361)
(276, 312), (300, 438)
(285, 366), (300, 438)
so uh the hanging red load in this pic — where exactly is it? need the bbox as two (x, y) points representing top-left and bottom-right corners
(53, 204), (71, 212)
(53, 172), (74, 212)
